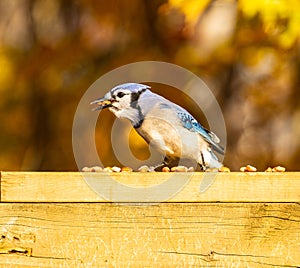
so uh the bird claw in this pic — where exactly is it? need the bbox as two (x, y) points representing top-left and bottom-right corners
(152, 163), (166, 172)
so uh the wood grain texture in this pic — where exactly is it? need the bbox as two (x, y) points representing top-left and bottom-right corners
(1, 172), (299, 267)
(1, 172), (300, 202)
(0, 203), (299, 267)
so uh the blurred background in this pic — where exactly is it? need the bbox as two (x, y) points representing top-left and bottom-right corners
(0, 0), (300, 171)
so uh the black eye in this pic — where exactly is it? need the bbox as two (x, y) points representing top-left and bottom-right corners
(117, 92), (126, 98)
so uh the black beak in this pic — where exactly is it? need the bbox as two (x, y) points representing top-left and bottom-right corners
(90, 97), (112, 111)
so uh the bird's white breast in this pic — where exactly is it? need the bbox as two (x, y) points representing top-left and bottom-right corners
(135, 92), (209, 161)
(136, 115), (207, 160)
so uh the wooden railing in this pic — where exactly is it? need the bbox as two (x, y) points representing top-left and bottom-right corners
(0, 172), (299, 267)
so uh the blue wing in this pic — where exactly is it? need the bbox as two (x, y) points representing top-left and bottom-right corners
(177, 111), (224, 154)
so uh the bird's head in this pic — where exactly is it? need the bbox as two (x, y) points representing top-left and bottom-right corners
(91, 83), (150, 124)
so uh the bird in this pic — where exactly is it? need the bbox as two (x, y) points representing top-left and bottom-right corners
(90, 83), (224, 170)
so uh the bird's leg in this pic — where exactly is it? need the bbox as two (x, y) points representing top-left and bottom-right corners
(152, 162), (165, 171)
(200, 152), (207, 171)
(152, 156), (171, 171)
(162, 156), (172, 166)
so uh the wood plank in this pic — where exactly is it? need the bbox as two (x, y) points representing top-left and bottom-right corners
(1, 172), (300, 202)
(0, 203), (299, 267)
(1, 172), (101, 202)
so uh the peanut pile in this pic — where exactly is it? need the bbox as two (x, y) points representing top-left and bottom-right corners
(82, 165), (286, 172)
(239, 165), (286, 172)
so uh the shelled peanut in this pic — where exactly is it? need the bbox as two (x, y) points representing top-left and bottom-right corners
(240, 165), (257, 172)
(265, 166), (286, 172)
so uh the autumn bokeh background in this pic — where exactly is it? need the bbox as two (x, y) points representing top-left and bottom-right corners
(1, 0), (300, 171)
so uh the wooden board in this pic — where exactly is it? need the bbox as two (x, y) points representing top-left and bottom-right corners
(1, 172), (300, 202)
(0, 172), (299, 267)
(0, 203), (299, 267)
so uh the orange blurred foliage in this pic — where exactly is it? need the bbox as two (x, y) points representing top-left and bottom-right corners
(0, 0), (299, 171)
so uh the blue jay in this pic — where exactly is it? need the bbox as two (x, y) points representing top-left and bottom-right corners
(91, 83), (224, 169)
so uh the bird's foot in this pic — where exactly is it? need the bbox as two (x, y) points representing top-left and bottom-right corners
(152, 162), (167, 172)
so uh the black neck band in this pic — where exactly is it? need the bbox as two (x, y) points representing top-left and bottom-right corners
(133, 118), (144, 129)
